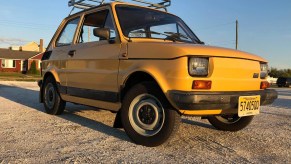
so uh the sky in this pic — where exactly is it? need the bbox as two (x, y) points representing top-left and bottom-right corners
(0, 0), (290, 69)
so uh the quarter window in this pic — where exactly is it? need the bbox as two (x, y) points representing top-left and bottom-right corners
(56, 17), (80, 46)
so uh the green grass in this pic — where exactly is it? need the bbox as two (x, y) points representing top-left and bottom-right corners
(0, 72), (41, 81)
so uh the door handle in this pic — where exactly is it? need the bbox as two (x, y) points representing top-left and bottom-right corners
(68, 50), (76, 57)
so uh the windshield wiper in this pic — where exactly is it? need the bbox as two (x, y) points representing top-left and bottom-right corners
(130, 30), (180, 42)
(164, 32), (189, 40)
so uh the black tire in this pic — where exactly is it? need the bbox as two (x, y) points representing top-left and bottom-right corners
(121, 82), (180, 147)
(207, 114), (254, 132)
(43, 76), (66, 115)
(278, 85), (282, 87)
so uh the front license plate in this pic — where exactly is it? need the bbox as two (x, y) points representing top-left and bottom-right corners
(238, 95), (261, 117)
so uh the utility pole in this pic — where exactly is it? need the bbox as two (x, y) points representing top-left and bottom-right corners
(236, 19), (238, 50)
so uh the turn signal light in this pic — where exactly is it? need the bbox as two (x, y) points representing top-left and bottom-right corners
(192, 80), (212, 89)
(260, 81), (270, 89)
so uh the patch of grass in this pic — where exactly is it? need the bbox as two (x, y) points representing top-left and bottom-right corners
(0, 72), (41, 81)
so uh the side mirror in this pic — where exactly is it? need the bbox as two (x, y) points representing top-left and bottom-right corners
(93, 28), (110, 40)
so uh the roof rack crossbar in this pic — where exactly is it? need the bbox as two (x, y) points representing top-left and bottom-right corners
(132, 0), (170, 10)
(68, 0), (171, 13)
(68, 0), (105, 9)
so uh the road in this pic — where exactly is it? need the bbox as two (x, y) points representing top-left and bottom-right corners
(0, 81), (290, 163)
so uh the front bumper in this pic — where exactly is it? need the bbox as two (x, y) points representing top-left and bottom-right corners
(168, 89), (278, 114)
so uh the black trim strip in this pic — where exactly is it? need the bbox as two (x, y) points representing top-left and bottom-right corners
(66, 86), (119, 103)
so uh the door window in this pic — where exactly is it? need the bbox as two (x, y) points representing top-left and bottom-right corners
(78, 10), (116, 43)
(56, 17), (80, 47)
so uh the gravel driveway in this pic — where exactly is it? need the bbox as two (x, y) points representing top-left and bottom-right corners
(0, 81), (290, 163)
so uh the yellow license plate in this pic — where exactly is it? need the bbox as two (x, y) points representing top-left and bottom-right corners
(238, 95), (261, 117)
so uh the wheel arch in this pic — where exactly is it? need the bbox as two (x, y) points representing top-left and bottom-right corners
(40, 71), (60, 103)
(120, 71), (162, 101)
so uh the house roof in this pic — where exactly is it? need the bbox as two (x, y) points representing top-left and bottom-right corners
(0, 48), (39, 60)
(30, 52), (44, 60)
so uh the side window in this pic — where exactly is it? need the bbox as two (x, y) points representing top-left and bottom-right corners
(78, 10), (116, 43)
(56, 17), (80, 47)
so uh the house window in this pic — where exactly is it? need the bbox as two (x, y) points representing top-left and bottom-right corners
(1, 59), (16, 68)
(38, 61), (41, 69)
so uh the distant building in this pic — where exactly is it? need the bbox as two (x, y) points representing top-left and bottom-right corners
(0, 49), (43, 73)
(0, 39), (44, 73)
(9, 39), (45, 52)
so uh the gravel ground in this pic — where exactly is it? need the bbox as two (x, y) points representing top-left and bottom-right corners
(0, 81), (290, 163)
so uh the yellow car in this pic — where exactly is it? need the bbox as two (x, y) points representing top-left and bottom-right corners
(38, 0), (278, 147)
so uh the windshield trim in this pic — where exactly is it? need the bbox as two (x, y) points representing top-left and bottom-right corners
(115, 4), (202, 44)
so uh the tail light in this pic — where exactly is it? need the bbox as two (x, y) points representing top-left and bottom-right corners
(261, 81), (270, 89)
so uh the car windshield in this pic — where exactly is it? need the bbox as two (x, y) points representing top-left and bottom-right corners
(116, 5), (201, 44)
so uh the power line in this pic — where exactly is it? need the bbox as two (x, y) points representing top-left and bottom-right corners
(0, 19), (57, 28)
(0, 19), (58, 31)
(0, 23), (56, 31)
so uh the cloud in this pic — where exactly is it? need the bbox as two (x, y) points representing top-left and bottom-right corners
(0, 37), (30, 48)
(0, 38), (28, 42)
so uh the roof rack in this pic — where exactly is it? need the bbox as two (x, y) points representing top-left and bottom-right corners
(68, 0), (171, 14)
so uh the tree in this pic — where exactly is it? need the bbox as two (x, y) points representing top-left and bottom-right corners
(269, 67), (291, 78)
(27, 60), (40, 75)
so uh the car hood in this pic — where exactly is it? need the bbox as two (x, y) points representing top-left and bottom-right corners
(127, 42), (267, 62)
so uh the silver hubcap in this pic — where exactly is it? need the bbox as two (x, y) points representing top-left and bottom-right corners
(216, 115), (241, 124)
(44, 83), (56, 109)
(129, 94), (165, 137)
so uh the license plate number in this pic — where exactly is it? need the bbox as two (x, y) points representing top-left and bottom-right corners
(238, 95), (260, 117)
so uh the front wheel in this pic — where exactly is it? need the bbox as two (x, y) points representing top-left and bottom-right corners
(43, 76), (66, 115)
(121, 82), (180, 147)
(207, 114), (254, 131)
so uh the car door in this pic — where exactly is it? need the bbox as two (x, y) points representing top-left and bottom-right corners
(43, 16), (80, 88)
(66, 8), (121, 102)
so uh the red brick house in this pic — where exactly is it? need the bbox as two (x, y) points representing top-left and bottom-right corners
(0, 48), (43, 73)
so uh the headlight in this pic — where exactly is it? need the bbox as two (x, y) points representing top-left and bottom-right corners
(188, 57), (209, 76)
(260, 63), (268, 79)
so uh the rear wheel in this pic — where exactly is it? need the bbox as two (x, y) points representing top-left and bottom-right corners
(43, 76), (66, 115)
(207, 114), (254, 131)
(121, 82), (180, 147)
